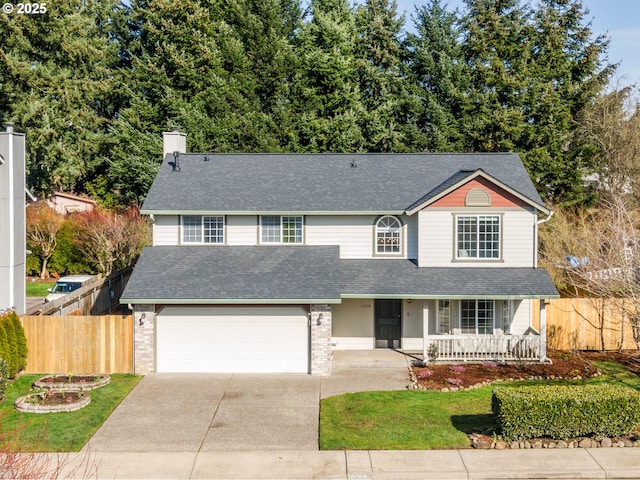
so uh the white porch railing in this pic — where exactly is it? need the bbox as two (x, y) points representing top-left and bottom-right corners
(426, 334), (541, 362)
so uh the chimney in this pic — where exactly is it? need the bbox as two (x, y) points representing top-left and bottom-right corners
(0, 122), (26, 314)
(162, 126), (187, 157)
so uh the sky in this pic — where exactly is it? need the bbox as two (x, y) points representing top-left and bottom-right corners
(393, 0), (640, 88)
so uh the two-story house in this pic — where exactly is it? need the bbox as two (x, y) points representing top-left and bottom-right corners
(120, 129), (559, 375)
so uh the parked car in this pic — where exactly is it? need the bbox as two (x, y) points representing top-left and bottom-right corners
(45, 275), (95, 303)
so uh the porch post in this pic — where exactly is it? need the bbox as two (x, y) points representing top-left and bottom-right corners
(422, 300), (430, 363)
(539, 299), (547, 363)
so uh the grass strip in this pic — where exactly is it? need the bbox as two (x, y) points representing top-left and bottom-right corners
(0, 373), (140, 452)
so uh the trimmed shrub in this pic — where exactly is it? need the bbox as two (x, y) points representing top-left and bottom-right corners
(493, 384), (640, 441)
(0, 312), (28, 378)
(0, 358), (7, 400)
(10, 314), (27, 372)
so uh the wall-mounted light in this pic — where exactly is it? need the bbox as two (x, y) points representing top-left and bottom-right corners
(139, 313), (146, 326)
(316, 313), (323, 326)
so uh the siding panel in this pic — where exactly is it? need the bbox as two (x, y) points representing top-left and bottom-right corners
(227, 215), (258, 245)
(153, 215), (179, 246)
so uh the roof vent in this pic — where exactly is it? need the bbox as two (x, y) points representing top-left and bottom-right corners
(204, 155), (209, 162)
(171, 151), (181, 172)
(350, 159), (357, 168)
(5, 122), (14, 133)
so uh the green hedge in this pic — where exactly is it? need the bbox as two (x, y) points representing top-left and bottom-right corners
(493, 384), (640, 441)
(0, 311), (28, 378)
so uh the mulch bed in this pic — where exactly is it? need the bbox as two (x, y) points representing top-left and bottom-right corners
(410, 350), (638, 391)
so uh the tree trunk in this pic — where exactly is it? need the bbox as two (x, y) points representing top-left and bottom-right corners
(39, 257), (50, 280)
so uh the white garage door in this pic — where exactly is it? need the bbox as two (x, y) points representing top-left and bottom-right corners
(156, 306), (309, 373)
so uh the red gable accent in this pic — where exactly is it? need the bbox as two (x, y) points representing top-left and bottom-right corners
(429, 177), (530, 208)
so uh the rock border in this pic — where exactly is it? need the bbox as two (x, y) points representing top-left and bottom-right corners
(469, 433), (640, 449)
(33, 374), (110, 391)
(15, 391), (91, 413)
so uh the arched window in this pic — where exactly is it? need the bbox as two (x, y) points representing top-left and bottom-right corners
(376, 216), (402, 254)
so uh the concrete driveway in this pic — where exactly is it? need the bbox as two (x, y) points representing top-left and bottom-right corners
(85, 350), (414, 453)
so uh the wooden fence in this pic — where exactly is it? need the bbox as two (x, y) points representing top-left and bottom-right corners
(25, 267), (132, 317)
(21, 315), (133, 374)
(542, 298), (637, 351)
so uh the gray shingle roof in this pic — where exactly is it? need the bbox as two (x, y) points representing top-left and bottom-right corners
(142, 153), (545, 213)
(120, 245), (342, 303)
(121, 246), (558, 303)
(341, 260), (559, 299)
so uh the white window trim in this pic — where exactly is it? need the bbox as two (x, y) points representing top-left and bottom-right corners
(375, 215), (403, 255)
(260, 215), (304, 244)
(181, 215), (225, 244)
(455, 214), (501, 260)
(436, 299), (451, 334)
(460, 299), (495, 335)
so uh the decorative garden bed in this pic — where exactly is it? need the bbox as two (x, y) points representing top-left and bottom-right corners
(33, 374), (110, 391)
(15, 391), (91, 413)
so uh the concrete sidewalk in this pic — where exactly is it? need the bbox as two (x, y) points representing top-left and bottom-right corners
(44, 447), (640, 479)
(67, 351), (640, 478)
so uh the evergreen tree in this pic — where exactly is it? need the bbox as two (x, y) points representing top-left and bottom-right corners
(406, 0), (467, 151)
(521, 0), (614, 203)
(289, 0), (366, 151)
(355, 0), (421, 151)
(0, 0), (122, 197)
(460, 0), (533, 152)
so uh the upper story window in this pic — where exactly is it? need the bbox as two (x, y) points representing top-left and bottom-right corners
(456, 215), (500, 259)
(260, 216), (303, 244)
(376, 216), (402, 254)
(182, 215), (224, 244)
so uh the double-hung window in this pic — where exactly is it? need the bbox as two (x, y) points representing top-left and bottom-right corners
(182, 216), (224, 244)
(460, 299), (494, 335)
(456, 215), (500, 259)
(260, 216), (303, 244)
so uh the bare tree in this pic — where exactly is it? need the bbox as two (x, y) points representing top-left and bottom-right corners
(25, 203), (65, 279)
(540, 198), (640, 351)
(578, 86), (640, 203)
(75, 207), (151, 275)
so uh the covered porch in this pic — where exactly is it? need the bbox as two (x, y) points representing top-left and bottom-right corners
(339, 261), (559, 364)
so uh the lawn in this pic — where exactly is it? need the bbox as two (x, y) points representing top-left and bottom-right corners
(25, 280), (56, 297)
(0, 373), (141, 452)
(319, 360), (640, 450)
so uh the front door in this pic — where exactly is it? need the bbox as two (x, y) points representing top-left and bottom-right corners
(375, 299), (401, 348)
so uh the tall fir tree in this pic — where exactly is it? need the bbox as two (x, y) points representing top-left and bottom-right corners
(289, 0), (366, 151)
(0, 0), (122, 197)
(406, 0), (467, 151)
(460, 0), (533, 152)
(355, 0), (421, 151)
(521, 0), (614, 204)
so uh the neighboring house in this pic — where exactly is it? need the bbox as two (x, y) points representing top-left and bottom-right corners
(0, 123), (26, 314)
(120, 129), (559, 375)
(47, 192), (97, 215)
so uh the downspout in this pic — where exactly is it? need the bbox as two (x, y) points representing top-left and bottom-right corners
(534, 210), (553, 268)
